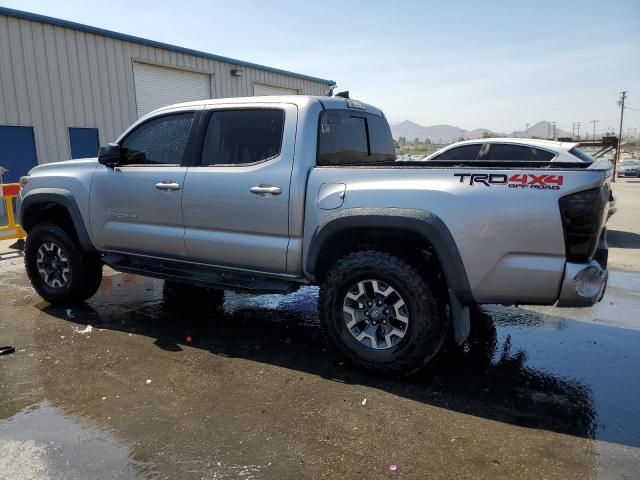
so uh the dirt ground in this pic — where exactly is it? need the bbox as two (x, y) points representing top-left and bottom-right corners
(0, 179), (639, 479)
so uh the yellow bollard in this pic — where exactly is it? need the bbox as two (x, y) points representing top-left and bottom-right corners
(0, 183), (27, 241)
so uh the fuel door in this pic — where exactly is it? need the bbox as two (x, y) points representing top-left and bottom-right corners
(317, 183), (346, 210)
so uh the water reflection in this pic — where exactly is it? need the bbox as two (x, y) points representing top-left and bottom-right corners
(35, 275), (623, 446)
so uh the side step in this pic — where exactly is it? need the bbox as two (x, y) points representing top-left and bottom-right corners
(102, 253), (301, 294)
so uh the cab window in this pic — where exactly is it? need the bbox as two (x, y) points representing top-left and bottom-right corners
(120, 113), (194, 166)
(200, 109), (285, 166)
(317, 109), (395, 165)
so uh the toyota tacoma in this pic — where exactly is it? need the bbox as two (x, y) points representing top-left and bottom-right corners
(18, 95), (612, 374)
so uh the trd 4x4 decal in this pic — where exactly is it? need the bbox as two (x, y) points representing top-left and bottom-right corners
(454, 173), (564, 190)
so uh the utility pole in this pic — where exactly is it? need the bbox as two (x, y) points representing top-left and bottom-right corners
(590, 120), (599, 140)
(525, 123), (529, 138)
(613, 91), (627, 181)
(549, 122), (557, 140)
(572, 121), (581, 140)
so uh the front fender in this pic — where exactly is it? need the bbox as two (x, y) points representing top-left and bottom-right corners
(20, 188), (96, 251)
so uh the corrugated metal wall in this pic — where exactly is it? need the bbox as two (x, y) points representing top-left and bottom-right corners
(0, 14), (330, 165)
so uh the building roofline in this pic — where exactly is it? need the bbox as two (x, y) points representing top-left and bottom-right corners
(0, 6), (336, 86)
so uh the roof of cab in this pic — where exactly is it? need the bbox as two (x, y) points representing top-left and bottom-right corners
(149, 95), (385, 118)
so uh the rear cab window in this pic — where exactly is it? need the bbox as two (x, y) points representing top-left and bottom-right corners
(317, 109), (395, 165)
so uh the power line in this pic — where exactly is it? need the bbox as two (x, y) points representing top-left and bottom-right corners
(478, 92), (621, 115)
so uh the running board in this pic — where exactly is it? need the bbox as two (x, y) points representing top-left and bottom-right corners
(101, 253), (301, 294)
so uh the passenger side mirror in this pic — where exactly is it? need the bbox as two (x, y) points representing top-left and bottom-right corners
(98, 143), (122, 168)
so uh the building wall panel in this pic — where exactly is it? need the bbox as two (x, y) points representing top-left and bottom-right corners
(0, 12), (332, 166)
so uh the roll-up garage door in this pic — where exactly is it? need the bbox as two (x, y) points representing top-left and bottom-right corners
(254, 83), (298, 96)
(133, 62), (212, 117)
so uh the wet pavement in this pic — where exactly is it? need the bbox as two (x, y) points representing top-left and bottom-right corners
(1, 181), (639, 479)
(1, 261), (639, 479)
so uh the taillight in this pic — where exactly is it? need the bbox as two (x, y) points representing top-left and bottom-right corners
(559, 187), (608, 262)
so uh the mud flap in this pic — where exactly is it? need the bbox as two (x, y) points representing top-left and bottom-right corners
(449, 289), (470, 345)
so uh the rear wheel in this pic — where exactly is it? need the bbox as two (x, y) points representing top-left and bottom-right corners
(319, 250), (448, 375)
(24, 223), (103, 304)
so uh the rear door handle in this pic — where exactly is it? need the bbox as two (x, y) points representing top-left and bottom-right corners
(155, 181), (181, 191)
(250, 185), (282, 196)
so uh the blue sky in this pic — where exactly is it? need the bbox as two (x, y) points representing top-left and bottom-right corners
(1, 0), (639, 133)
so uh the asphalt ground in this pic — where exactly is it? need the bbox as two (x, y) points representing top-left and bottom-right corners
(0, 179), (639, 479)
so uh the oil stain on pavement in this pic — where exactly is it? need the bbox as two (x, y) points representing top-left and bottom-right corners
(1, 256), (639, 479)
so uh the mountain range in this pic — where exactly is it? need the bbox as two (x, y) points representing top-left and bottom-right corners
(390, 120), (571, 143)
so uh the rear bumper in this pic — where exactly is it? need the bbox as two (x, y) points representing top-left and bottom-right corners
(556, 260), (608, 307)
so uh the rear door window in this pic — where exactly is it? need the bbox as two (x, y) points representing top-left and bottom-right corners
(486, 144), (555, 161)
(430, 144), (481, 161)
(201, 109), (284, 166)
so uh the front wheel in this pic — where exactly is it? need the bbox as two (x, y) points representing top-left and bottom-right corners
(24, 223), (103, 304)
(319, 250), (448, 376)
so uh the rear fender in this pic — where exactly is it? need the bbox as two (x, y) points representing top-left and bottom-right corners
(306, 208), (473, 343)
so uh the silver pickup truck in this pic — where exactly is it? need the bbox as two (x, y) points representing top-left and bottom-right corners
(18, 95), (612, 374)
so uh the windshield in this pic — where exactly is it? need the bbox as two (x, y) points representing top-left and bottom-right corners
(621, 160), (640, 167)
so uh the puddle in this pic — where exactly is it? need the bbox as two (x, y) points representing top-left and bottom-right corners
(0, 402), (142, 479)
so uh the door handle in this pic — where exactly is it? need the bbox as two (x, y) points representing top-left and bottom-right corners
(250, 185), (282, 196)
(155, 181), (181, 191)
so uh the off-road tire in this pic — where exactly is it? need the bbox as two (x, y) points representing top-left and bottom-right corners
(319, 250), (448, 375)
(24, 223), (103, 304)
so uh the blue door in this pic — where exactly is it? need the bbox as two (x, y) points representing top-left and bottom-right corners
(69, 127), (100, 159)
(0, 126), (38, 183)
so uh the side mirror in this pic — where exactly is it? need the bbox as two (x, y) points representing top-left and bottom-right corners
(98, 143), (122, 168)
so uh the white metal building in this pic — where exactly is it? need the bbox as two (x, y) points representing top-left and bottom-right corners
(0, 7), (335, 183)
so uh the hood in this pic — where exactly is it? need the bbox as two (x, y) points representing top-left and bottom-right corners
(28, 158), (98, 175)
